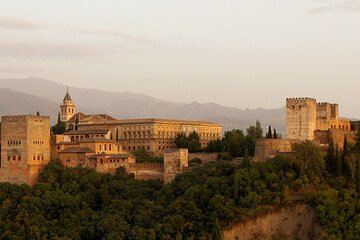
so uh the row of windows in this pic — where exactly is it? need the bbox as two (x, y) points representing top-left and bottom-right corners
(7, 141), (22, 145)
(7, 155), (21, 161)
(33, 140), (44, 144)
(121, 131), (220, 140)
(33, 156), (44, 161)
(70, 135), (105, 142)
(61, 108), (74, 114)
(331, 124), (349, 131)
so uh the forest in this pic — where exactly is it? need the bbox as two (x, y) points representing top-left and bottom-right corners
(0, 131), (360, 239)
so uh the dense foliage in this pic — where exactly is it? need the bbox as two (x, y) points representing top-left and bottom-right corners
(1, 139), (360, 239)
(1, 156), (306, 240)
(206, 121), (263, 157)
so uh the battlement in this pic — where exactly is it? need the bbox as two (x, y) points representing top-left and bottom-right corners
(1, 115), (50, 121)
(286, 97), (316, 104)
(317, 102), (338, 107)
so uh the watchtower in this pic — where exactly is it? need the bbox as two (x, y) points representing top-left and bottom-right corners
(163, 149), (188, 183)
(286, 98), (317, 140)
(0, 115), (51, 185)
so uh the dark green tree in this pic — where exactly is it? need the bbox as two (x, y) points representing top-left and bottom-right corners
(273, 129), (278, 139)
(245, 121), (263, 156)
(294, 141), (324, 179)
(36, 111), (40, 116)
(325, 137), (336, 176)
(336, 144), (342, 177)
(241, 147), (251, 168)
(174, 132), (188, 148)
(51, 112), (66, 134)
(267, 125), (272, 139)
(356, 154), (360, 194)
(342, 136), (349, 177)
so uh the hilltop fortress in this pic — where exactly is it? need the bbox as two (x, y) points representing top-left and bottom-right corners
(0, 90), (222, 185)
(254, 97), (359, 161)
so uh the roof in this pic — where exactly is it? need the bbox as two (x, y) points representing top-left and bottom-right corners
(67, 113), (116, 123)
(80, 118), (222, 127)
(88, 153), (134, 159)
(79, 138), (116, 143)
(63, 90), (72, 101)
(59, 147), (95, 153)
(64, 129), (110, 135)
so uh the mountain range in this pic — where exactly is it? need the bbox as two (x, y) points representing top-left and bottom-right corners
(0, 77), (286, 132)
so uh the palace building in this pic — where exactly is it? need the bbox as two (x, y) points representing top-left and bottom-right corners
(60, 90), (223, 155)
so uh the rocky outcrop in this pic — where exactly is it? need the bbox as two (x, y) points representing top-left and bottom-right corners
(223, 204), (322, 240)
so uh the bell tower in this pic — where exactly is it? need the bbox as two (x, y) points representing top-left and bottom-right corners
(60, 87), (76, 122)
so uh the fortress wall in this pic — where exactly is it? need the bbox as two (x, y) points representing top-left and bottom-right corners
(126, 163), (164, 180)
(188, 153), (218, 164)
(253, 139), (299, 162)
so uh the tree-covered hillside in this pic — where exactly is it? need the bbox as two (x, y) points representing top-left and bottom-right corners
(1, 138), (360, 239)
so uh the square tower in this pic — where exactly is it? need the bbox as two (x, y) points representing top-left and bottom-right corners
(0, 115), (51, 186)
(286, 98), (317, 140)
(163, 148), (188, 184)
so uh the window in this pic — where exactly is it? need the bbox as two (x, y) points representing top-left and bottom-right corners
(109, 145), (112, 151)
(13, 156), (16, 161)
(7, 156), (11, 161)
(18, 156), (21, 161)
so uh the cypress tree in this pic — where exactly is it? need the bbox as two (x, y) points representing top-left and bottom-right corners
(336, 144), (342, 177)
(326, 137), (336, 176)
(36, 111), (40, 116)
(356, 149), (360, 194)
(342, 136), (348, 176)
(241, 147), (251, 168)
(273, 129), (278, 139)
(267, 125), (272, 139)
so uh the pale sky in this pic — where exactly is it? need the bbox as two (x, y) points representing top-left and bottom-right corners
(0, 0), (359, 118)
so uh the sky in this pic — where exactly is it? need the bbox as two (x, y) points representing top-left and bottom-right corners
(0, 0), (359, 118)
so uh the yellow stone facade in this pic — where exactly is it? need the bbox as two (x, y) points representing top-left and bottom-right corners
(77, 119), (222, 154)
(0, 115), (50, 186)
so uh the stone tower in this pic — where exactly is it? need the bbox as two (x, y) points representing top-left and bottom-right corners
(163, 148), (188, 184)
(0, 115), (51, 186)
(286, 98), (317, 140)
(60, 87), (76, 122)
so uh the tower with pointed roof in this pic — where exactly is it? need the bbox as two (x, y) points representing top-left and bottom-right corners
(60, 87), (76, 122)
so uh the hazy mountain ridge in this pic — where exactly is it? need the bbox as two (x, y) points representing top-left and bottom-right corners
(0, 77), (285, 132)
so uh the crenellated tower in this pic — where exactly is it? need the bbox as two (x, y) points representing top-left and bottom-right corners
(60, 87), (76, 122)
(286, 97), (317, 140)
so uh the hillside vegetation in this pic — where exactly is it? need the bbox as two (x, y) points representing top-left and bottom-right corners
(0, 133), (360, 239)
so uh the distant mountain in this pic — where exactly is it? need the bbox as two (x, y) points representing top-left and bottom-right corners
(0, 77), (285, 132)
(0, 88), (58, 119)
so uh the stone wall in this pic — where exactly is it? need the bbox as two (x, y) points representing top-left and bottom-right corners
(253, 139), (299, 162)
(188, 153), (218, 164)
(126, 163), (164, 180)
